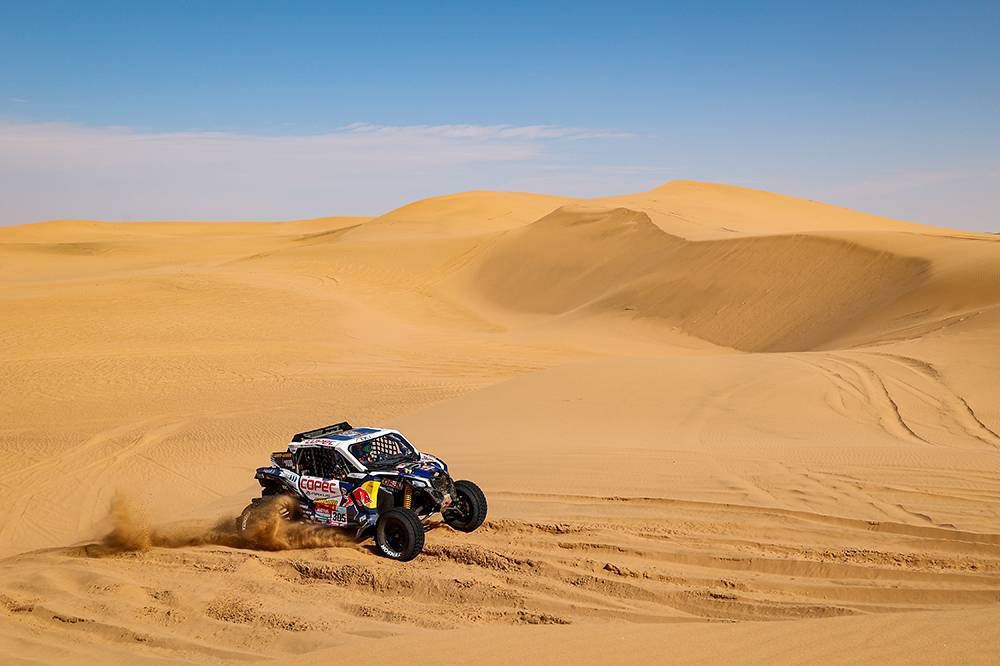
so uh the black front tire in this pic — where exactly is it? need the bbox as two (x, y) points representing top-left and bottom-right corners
(443, 480), (488, 532)
(375, 508), (425, 561)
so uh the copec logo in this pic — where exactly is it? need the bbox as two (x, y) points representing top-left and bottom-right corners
(300, 477), (341, 495)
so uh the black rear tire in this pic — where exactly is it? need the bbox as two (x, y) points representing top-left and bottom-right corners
(443, 480), (488, 532)
(237, 498), (266, 533)
(375, 508), (425, 561)
(237, 495), (298, 535)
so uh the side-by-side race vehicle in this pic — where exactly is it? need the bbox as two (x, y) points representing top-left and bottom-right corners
(238, 422), (487, 561)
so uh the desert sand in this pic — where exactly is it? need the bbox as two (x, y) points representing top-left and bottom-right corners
(1, 180), (999, 664)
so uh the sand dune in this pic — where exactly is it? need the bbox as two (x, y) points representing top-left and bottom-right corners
(598, 180), (956, 239)
(348, 190), (573, 239)
(1, 181), (999, 663)
(470, 204), (939, 351)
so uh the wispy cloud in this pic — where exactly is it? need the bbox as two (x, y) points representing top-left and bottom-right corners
(0, 120), (633, 224)
(341, 122), (633, 140)
(0, 121), (562, 167)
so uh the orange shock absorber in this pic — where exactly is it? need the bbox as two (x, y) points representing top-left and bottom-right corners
(403, 483), (413, 510)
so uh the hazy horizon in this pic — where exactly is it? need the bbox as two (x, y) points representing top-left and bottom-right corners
(2, 2), (997, 231)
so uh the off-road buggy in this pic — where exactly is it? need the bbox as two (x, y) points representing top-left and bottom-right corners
(238, 422), (487, 561)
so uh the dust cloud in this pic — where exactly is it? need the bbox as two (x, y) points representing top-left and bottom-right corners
(98, 493), (354, 554)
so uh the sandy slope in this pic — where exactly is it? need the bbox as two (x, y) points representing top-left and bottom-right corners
(1, 182), (999, 664)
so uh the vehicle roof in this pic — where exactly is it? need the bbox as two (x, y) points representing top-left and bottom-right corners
(287, 426), (397, 452)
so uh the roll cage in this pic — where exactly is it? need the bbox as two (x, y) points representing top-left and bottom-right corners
(293, 446), (357, 478)
(279, 422), (421, 475)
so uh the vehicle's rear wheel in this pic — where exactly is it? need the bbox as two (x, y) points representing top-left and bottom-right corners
(238, 499), (263, 533)
(375, 508), (425, 561)
(237, 495), (298, 537)
(443, 480), (487, 532)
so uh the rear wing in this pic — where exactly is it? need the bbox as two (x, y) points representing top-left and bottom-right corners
(291, 421), (353, 442)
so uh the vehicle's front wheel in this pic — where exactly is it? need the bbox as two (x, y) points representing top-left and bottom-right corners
(375, 508), (425, 561)
(443, 480), (487, 532)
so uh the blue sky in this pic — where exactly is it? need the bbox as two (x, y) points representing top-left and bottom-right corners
(2, 2), (998, 229)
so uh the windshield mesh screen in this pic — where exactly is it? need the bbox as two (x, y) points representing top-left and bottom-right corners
(350, 433), (412, 466)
